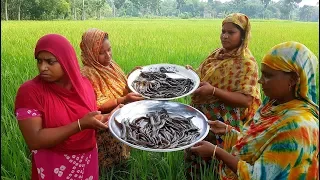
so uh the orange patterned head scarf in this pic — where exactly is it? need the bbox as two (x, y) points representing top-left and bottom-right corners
(80, 28), (128, 107)
(80, 28), (109, 68)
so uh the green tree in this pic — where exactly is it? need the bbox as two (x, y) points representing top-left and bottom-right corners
(277, 0), (301, 19)
(299, 5), (318, 22)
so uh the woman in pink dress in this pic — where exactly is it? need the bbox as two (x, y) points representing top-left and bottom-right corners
(14, 34), (117, 180)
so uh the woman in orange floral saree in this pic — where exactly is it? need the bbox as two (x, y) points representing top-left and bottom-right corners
(80, 28), (143, 171)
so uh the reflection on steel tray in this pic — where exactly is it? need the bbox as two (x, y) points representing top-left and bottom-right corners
(108, 100), (209, 152)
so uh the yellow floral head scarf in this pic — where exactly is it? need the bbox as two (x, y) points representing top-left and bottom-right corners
(80, 28), (128, 107)
(192, 13), (261, 122)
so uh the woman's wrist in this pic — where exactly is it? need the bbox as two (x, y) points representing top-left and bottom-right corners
(77, 118), (86, 131)
(212, 145), (218, 159)
(212, 86), (216, 96)
(225, 124), (232, 134)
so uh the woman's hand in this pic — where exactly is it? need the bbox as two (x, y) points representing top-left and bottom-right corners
(123, 92), (144, 104)
(190, 141), (215, 159)
(101, 104), (123, 122)
(80, 104), (124, 130)
(185, 64), (196, 72)
(208, 120), (227, 135)
(193, 82), (215, 96)
(127, 66), (143, 77)
(79, 111), (107, 130)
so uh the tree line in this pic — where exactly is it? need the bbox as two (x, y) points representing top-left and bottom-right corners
(1, 0), (319, 22)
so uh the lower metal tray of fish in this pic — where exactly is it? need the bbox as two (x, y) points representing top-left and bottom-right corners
(108, 100), (209, 152)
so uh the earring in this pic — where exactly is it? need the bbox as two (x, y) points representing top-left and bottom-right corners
(288, 84), (292, 91)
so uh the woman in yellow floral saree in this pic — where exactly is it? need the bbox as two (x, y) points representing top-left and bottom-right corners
(80, 28), (143, 171)
(191, 41), (319, 180)
(185, 13), (261, 179)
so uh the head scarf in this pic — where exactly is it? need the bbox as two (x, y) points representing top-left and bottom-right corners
(15, 34), (97, 152)
(262, 41), (318, 106)
(227, 41), (319, 179)
(192, 13), (261, 122)
(80, 28), (128, 107)
(221, 13), (251, 58)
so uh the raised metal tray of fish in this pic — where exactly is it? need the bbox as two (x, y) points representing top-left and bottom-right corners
(108, 100), (209, 152)
(127, 64), (200, 100)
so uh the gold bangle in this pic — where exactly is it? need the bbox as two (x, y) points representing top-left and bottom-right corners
(77, 119), (82, 131)
(225, 125), (229, 134)
(212, 87), (216, 96)
(212, 145), (218, 158)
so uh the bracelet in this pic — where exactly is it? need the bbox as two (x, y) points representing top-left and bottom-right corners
(212, 87), (216, 96)
(225, 125), (229, 134)
(77, 119), (82, 131)
(227, 125), (232, 133)
(212, 145), (218, 158)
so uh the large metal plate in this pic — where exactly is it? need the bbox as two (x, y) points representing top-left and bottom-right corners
(108, 100), (209, 152)
(127, 63), (200, 100)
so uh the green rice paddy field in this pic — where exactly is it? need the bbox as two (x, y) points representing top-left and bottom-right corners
(1, 19), (319, 180)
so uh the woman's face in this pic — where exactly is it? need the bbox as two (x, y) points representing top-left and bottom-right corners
(258, 64), (296, 102)
(36, 51), (65, 83)
(220, 22), (242, 52)
(98, 39), (112, 66)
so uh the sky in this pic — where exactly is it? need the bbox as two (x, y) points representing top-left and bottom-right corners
(218, 0), (318, 7)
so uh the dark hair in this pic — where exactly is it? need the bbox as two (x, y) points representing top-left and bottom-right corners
(233, 23), (245, 40)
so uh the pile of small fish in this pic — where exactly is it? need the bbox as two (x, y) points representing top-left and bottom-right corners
(117, 108), (200, 149)
(132, 67), (194, 98)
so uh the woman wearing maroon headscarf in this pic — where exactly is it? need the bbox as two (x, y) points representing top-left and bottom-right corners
(14, 34), (118, 180)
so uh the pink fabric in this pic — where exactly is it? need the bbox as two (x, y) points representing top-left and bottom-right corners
(15, 34), (97, 152)
(32, 147), (98, 180)
(16, 108), (42, 120)
(14, 34), (99, 179)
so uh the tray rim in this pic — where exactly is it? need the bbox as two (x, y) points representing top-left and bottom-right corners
(127, 63), (200, 101)
(108, 100), (209, 152)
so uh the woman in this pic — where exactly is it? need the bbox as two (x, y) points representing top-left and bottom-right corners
(14, 34), (117, 180)
(80, 28), (143, 170)
(191, 41), (319, 180)
(185, 13), (261, 178)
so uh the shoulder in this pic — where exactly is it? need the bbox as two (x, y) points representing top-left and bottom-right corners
(17, 77), (41, 94)
(82, 76), (95, 93)
(81, 66), (100, 80)
(241, 56), (259, 69)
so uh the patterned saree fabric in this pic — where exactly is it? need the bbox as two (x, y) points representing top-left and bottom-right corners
(80, 28), (128, 107)
(190, 13), (261, 151)
(223, 42), (319, 180)
(80, 28), (130, 170)
(185, 13), (261, 179)
(191, 13), (261, 123)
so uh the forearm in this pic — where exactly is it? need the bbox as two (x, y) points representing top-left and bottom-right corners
(215, 147), (239, 173)
(26, 121), (80, 150)
(99, 99), (119, 113)
(214, 87), (252, 108)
